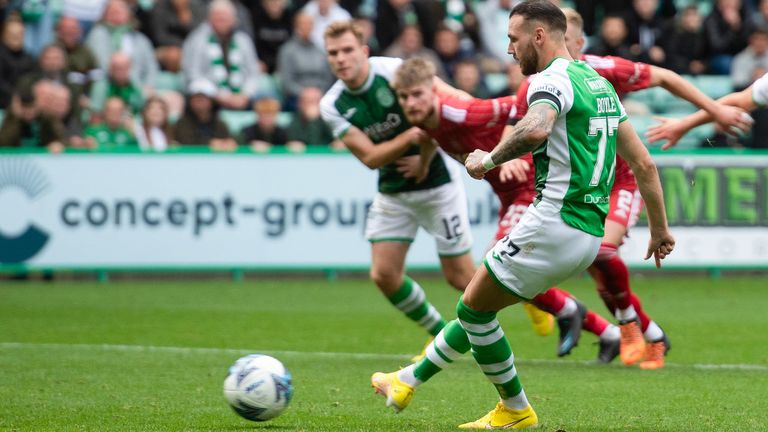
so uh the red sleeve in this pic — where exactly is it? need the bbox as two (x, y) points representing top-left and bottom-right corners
(510, 78), (531, 124)
(439, 95), (515, 127)
(582, 54), (652, 95)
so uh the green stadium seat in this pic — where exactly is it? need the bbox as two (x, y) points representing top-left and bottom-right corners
(220, 110), (256, 135)
(694, 75), (733, 100)
(484, 73), (508, 95)
(155, 72), (184, 92)
(220, 111), (294, 135)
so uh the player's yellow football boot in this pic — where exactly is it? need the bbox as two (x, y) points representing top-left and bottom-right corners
(619, 320), (646, 366)
(458, 402), (538, 429)
(410, 336), (434, 363)
(371, 371), (414, 413)
(639, 341), (666, 370)
(523, 303), (554, 336)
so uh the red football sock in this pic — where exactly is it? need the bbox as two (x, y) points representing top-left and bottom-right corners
(591, 243), (632, 310)
(629, 292), (651, 332)
(531, 287), (568, 315)
(583, 310), (610, 337)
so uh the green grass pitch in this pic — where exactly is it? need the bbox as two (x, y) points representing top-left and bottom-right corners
(1, 276), (766, 431)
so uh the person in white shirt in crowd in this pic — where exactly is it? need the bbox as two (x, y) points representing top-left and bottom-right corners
(303, 0), (352, 50)
(134, 95), (173, 151)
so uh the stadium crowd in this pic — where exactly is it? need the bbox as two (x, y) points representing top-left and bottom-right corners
(1, 0), (768, 152)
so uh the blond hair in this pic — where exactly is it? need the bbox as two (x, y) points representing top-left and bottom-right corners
(392, 57), (436, 91)
(323, 20), (365, 45)
(561, 8), (584, 32)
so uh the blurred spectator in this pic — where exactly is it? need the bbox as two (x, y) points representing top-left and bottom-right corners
(55, 16), (101, 96)
(453, 59), (489, 98)
(174, 78), (237, 150)
(752, 0), (768, 29)
(90, 52), (145, 114)
(86, 0), (159, 87)
(285, 87), (340, 152)
(703, 0), (751, 74)
(276, 13), (334, 111)
(573, 0), (632, 36)
(0, 89), (66, 151)
(352, 14), (380, 55)
(249, 0), (293, 73)
(134, 96), (173, 151)
(11, 0), (59, 56)
(383, 24), (447, 79)
(84, 96), (138, 149)
(303, 0), (351, 51)
(492, 62), (524, 98)
(661, 5), (707, 75)
(732, 27), (768, 90)
(17, 44), (87, 135)
(150, 0), (206, 73)
(624, 0), (668, 66)
(0, 18), (36, 108)
(181, 0), (261, 110)
(433, 25), (473, 80)
(17, 44), (70, 96)
(475, 0), (517, 63)
(375, 0), (436, 54)
(62, 0), (108, 35)
(35, 79), (84, 147)
(241, 97), (287, 152)
(585, 14), (635, 59)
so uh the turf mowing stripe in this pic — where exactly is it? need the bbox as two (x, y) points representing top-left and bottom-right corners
(1, 342), (766, 372)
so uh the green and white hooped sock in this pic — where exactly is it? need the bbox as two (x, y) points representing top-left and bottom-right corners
(387, 276), (446, 336)
(398, 319), (471, 386)
(456, 299), (530, 410)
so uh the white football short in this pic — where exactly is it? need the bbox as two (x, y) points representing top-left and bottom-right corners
(484, 200), (602, 300)
(365, 173), (473, 257)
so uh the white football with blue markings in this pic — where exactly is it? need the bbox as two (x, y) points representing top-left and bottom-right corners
(223, 354), (293, 421)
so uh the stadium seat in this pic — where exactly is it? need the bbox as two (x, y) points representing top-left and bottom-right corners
(484, 73), (508, 95)
(694, 75), (733, 100)
(155, 72), (184, 92)
(219, 111), (294, 135)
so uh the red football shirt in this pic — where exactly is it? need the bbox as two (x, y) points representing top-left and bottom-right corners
(425, 93), (535, 202)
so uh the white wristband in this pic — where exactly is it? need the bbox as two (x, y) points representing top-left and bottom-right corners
(481, 153), (497, 170)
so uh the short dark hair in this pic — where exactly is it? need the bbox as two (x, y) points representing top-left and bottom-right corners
(509, 0), (567, 34)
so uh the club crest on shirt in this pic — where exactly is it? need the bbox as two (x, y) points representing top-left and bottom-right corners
(376, 86), (395, 107)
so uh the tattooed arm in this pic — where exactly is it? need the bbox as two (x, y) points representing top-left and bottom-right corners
(465, 103), (557, 179)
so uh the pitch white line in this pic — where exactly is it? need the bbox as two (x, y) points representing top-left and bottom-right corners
(1, 342), (766, 372)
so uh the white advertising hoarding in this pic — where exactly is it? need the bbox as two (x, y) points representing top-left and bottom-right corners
(0, 152), (766, 270)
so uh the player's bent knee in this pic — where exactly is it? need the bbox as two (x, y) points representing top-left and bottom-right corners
(369, 268), (403, 293)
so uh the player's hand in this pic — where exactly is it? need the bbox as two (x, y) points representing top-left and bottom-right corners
(403, 127), (430, 145)
(465, 149), (489, 180)
(644, 228), (675, 268)
(712, 105), (753, 138)
(498, 158), (530, 183)
(396, 155), (429, 183)
(645, 117), (686, 150)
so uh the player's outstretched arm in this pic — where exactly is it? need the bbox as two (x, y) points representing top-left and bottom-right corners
(646, 88), (756, 149)
(616, 120), (674, 267)
(648, 66), (752, 136)
(465, 103), (555, 179)
(341, 126), (426, 169)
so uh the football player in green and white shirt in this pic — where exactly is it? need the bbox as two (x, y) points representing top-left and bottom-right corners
(371, 2), (675, 428)
(319, 21), (476, 359)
